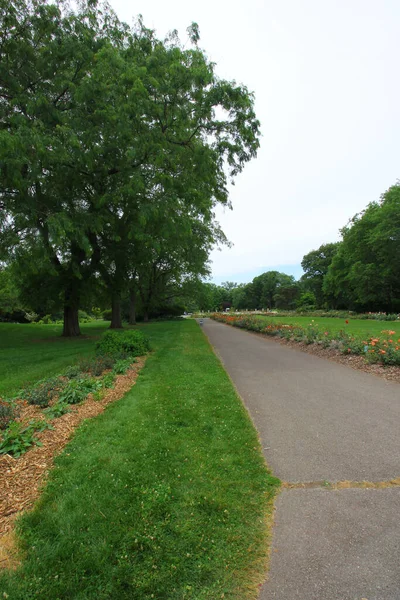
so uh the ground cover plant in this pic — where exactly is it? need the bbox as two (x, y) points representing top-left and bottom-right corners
(212, 314), (400, 366)
(0, 320), (279, 599)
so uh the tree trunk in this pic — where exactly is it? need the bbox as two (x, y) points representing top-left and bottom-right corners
(143, 309), (149, 323)
(63, 286), (81, 337)
(129, 288), (136, 325)
(110, 294), (123, 329)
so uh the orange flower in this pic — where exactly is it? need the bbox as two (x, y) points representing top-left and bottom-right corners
(379, 349), (386, 354)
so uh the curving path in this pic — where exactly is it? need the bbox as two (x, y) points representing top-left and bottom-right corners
(201, 318), (400, 600)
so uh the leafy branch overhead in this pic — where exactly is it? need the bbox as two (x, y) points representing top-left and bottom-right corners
(0, 0), (261, 334)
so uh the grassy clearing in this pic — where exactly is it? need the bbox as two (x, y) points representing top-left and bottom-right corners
(255, 315), (398, 337)
(0, 320), (279, 599)
(0, 322), (109, 398)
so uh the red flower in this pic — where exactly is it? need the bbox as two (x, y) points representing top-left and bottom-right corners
(345, 320), (349, 324)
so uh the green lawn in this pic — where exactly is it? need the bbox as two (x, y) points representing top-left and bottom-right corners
(0, 321), (109, 398)
(255, 315), (399, 338)
(0, 320), (279, 599)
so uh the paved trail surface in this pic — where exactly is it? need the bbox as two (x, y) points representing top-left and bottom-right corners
(202, 318), (400, 600)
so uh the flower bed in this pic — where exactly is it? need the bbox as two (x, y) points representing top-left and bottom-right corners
(211, 314), (400, 366)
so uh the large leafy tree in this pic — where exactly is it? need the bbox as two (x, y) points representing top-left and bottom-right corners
(324, 184), (400, 312)
(1, 1), (260, 335)
(301, 242), (340, 308)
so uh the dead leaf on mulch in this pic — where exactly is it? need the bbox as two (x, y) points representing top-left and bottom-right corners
(0, 357), (146, 569)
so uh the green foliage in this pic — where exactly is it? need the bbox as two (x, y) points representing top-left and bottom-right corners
(296, 291), (317, 310)
(44, 402), (71, 419)
(101, 373), (116, 389)
(0, 419), (53, 457)
(58, 378), (102, 405)
(78, 355), (116, 376)
(112, 358), (135, 375)
(64, 365), (82, 379)
(0, 320), (279, 599)
(22, 377), (66, 408)
(0, 403), (16, 430)
(95, 330), (150, 357)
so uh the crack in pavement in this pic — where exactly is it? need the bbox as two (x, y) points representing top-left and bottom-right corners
(282, 477), (400, 489)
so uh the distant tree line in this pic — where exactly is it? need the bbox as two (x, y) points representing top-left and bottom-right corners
(0, 0), (260, 334)
(195, 183), (400, 314)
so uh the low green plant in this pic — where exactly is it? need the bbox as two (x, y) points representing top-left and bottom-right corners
(112, 358), (134, 375)
(58, 377), (102, 405)
(44, 402), (71, 419)
(0, 419), (53, 457)
(101, 373), (116, 389)
(78, 355), (116, 376)
(22, 377), (66, 407)
(64, 365), (82, 379)
(95, 329), (150, 358)
(0, 403), (16, 430)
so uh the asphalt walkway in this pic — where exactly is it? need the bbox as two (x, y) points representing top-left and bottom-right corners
(201, 318), (400, 600)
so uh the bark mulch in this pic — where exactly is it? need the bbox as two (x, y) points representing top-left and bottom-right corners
(0, 357), (146, 569)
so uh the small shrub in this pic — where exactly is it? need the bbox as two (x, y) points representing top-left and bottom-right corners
(64, 365), (82, 379)
(0, 420), (52, 457)
(44, 402), (71, 418)
(101, 373), (116, 389)
(96, 330), (150, 357)
(78, 355), (116, 376)
(22, 377), (66, 408)
(58, 377), (102, 405)
(0, 403), (16, 430)
(112, 358), (135, 375)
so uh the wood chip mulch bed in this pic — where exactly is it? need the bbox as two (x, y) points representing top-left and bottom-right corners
(0, 357), (146, 569)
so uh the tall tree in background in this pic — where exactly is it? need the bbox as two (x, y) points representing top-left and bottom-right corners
(324, 184), (400, 312)
(301, 242), (340, 308)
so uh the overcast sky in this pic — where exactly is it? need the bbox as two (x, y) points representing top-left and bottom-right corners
(109, 0), (400, 283)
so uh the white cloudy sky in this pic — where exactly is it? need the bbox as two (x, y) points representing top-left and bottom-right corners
(109, 0), (400, 283)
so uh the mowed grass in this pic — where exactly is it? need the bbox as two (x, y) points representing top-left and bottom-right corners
(255, 315), (399, 337)
(0, 322), (109, 397)
(0, 320), (279, 599)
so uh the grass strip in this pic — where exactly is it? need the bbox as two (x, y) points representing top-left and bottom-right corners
(0, 320), (279, 599)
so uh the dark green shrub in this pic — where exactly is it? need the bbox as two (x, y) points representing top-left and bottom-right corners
(102, 309), (112, 321)
(22, 377), (66, 407)
(64, 365), (82, 379)
(96, 330), (150, 357)
(78, 355), (116, 376)
(0, 403), (15, 430)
